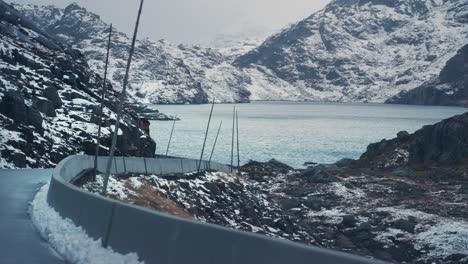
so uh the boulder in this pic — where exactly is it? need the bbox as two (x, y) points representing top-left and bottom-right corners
(0, 90), (28, 124)
(397, 131), (410, 141)
(32, 97), (56, 117)
(43, 86), (62, 108)
(298, 165), (340, 183)
(0, 90), (43, 130)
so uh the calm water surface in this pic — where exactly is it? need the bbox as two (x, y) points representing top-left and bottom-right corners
(150, 102), (467, 168)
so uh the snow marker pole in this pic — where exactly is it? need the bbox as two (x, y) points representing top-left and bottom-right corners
(208, 120), (223, 167)
(236, 110), (240, 174)
(165, 115), (177, 156)
(230, 106), (236, 173)
(197, 99), (215, 173)
(94, 24), (113, 180)
(102, 0), (144, 195)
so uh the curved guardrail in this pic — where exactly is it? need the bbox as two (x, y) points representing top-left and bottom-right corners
(47, 155), (383, 264)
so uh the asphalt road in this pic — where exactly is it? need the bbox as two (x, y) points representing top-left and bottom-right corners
(0, 169), (64, 264)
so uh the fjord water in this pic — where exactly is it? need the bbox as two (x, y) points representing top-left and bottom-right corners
(150, 102), (467, 168)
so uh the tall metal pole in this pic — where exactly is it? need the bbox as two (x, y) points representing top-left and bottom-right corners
(208, 120), (223, 163)
(197, 100), (215, 173)
(165, 115), (177, 156)
(230, 106), (235, 173)
(102, 0), (144, 195)
(236, 110), (240, 174)
(94, 24), (113, 180)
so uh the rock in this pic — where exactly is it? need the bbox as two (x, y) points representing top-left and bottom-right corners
(43, 86), (63, 108)
(392, 217), (417, 233)
(394, 182), (425, 197)
(335, 234), (356, 249)
(302, 197), (332, 211)
(242, 159), (294, 181)
(397, 131), (410, 141)
(443, 253), (468, 263)
(359, 112), (468, 168)
(12, 152), (26, 167)
(0, 90), (43, 130)
(298, 165), (340, 183)
(0, 90), (28, 124)
(32, 97), (56, 117)
(26, 106), (44, 130)
(341, 215), (358, 228)
(335, 158), (354, 167)
(392, 167), (413, 178)
(280, 198), (302, 210)
(408, 113), (468, 165)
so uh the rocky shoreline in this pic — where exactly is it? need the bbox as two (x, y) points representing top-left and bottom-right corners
(80, 112), (468, 263)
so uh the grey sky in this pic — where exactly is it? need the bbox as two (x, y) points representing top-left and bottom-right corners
(8, 0), (331, 44)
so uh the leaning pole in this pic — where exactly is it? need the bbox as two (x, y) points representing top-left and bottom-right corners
(236, 110), (240, 174)
(165, 115), (177, 156)
(197, 100), (216, 173)
(230, 106), (236, 173)
(208, 120), (223, 164)
(102, 0), (144, 195)
(94, 24), (113, 180)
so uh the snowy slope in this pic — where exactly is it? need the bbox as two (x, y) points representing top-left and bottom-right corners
(15, 0), (468, 104)
(0, 1), (155, 168)
(236, 0), (468, 102)
(386, 43), (468, 106)
(14, 3), (257, 104)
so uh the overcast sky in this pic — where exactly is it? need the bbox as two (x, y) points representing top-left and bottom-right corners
(8, 0), (331, 44)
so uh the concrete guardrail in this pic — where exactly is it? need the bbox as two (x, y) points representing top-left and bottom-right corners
(47, 155), (384, 264)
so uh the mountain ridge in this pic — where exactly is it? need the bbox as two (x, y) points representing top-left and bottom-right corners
(12, 0), (468, 105)
(236, 0), (468, 103)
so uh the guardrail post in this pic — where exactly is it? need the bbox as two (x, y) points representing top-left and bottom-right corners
(123, 157), (127, 173)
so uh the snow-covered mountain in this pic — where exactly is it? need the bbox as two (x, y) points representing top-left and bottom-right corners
(203, 30), (271, 60)
(386, 43), (468, 106)
(0, 1), (155, 168)
(236, 0), (468, 102)
(13, 3), (257, 104)
(14, 0), (468, 104)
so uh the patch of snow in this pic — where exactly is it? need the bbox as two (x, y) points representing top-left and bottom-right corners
(30, 184), (143, 264)
(416, 222), (468, 258)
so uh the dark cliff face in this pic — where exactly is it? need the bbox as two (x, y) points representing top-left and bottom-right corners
(360, 112), (468, 168)
(386, 44), (468, 107)
(0, 1), (155, 168)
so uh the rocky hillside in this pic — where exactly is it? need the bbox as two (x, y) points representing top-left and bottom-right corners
(236, 0), (468, 103)
(0, 1), (155, 169)
(386, 44), (468, 107)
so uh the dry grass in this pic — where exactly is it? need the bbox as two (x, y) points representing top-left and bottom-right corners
(124, 182), (192, 219)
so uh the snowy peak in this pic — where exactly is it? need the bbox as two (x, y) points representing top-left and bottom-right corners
(13, 3), (257, 104)
(236, 0), (468, 102)
(13, 0), (468, 104)
(64, 2), (86, 13)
